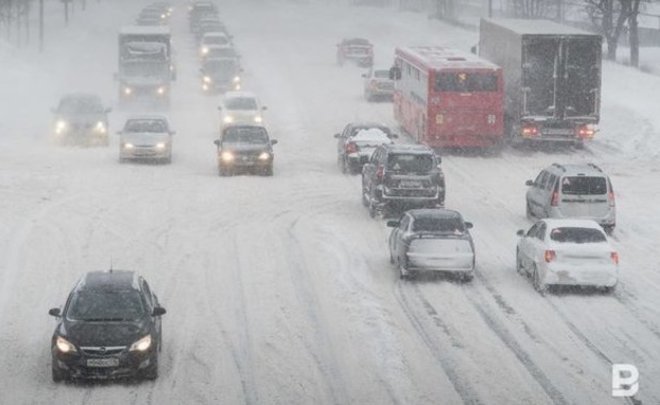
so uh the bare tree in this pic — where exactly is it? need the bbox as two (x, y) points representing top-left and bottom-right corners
(585, 0), (631, 60)
(627, 0), (642, 67)
(510, 0), (555, 18)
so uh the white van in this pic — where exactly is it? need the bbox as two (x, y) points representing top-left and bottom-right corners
(525, 163), (616, 233)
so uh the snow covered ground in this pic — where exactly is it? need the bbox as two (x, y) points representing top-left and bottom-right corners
(0, 0), (659, 404)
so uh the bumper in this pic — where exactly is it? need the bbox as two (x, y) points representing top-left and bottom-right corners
(52, 350), (155, 380)
(406, 252), (474, 272)
(542, 263), (618, 288)
(219, 157), (272, 168)
(548, 209), (616, 228)
(120, 147), (171, 160)
(55, 132), (108, 145)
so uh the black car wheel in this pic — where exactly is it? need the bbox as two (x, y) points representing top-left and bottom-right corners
(52, 365), (68, 383)
(526, 200), (534, 219)
(532, 266), (547, 294)
(515, 250), (525, 276)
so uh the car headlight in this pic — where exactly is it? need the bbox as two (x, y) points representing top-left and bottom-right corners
(232, 76), (240, 83)
(221, 151), (234, 162)
(201, 47), (209, 55)
(223, 116), (234, 124)
(94, 121), (107, 133)
(129, 335), (152, 352)
(55, 120), (68, 134)
(258, 152), (270, 160)
(202, 83), (209, 91)
(254, 115), (262, 123)
(124, 143), (134, 149)
(203, 75), (212, 83)
(157, 86), (166, 95)
(55, 336), (77, 353)
(124, 87), (132, 95)
(234, 83), (241, 91)
(156, 142), (166, 149)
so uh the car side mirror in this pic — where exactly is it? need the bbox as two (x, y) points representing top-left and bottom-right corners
(386, 220), (399, 228)
(48, 308), (61, 317)
(361, 73), (367, 78)
(170, 131), (176, 135)
(105, 107), (112, 113)
(213, 139), (220, 146)
(270, 139), (278, 145)
(389, 134), (399, 139)
(261, 106), (267, 111)
(217, 106), (222, 111)
(516, 229), (525, 236)
(436, 155), (442, 164)
(465, 222), (473, 229)
(333, 133), (341, 138)
(525, 180), (534, 186)
(152, 307), (166, 316)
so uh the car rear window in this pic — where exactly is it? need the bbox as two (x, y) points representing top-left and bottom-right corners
(387, 154), (434, 173)
(549, 227), (606, 243)
(561, 176), (607, 195)
(413, 217), (464, 233)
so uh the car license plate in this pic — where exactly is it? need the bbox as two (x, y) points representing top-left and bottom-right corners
(543, 128), (573, 136)
(87, 358), (119, 368)
(400, 181), (421, 188)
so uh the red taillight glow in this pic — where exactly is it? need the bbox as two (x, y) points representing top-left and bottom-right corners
(544, 250), (556, 263)
(608, 191), (616, 207)
(551, 191), (560, 206)
(376, 166), (384, 181)
(611, 252), (619, 265)
(521, 124), (539, 137)
(345, 142), (358, 154)
(576, 124), (595, 139)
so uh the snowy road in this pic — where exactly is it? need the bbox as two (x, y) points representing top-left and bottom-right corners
(0, 1), (659, 404)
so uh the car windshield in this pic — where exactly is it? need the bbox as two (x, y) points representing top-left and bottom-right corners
(225, 97), (258, 110)
(124, 119), (167, 133)
(57, 96), (104, 114)
(66, 290), (146, 321)
(413, 216), (465, 233)
(374, 70), (389, 78)
(549, 227), (607, 243)
(561, 176), (607, 195)
(387, 154), (434, 173)
(205, 36), (229, 45)
(204, 59), (237, 75)
(223, 127), (268, 144)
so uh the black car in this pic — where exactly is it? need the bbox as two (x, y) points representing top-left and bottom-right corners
(49, 271), (166, 382)
(214, 124), (277, 176)
(361, 143), (445, 218)
(51, 93), (111, 146)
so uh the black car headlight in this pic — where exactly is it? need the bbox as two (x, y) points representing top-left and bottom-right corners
(55, 336), (77, 353)
(129, 335), (152, 352)
(258, 152), (270, 161)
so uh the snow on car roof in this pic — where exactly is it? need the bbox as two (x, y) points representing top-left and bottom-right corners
(126, 114), (169, 122)
(351, 128), (391, 142)
(482, 18), (598, 37)
(223, 91), (256, 99)
(408, 208), (461, 219)
(542, 218), (605, 230)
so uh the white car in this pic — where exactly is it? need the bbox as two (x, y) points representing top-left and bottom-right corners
(516, 218), (619, 293)
(199, 32), (232, 57)
(217, 91), (267, 128)
(336, 127), (395, 174)
(362, 68), (394, 101)
(118, 115), (174, 164)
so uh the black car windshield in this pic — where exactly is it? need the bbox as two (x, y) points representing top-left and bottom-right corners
(223, 127), (268, 144)
(57, 97), (104, 114)
(561, 176), (607, 195)
(124, 119), (167, 133)
(387, 154), (434, 173)
(66, 290), (146, 321)
(204, 59), (237, 74)
(413, 217), (465, 233)
(549, 227), (607, 243)
(225, 97), (258, 110)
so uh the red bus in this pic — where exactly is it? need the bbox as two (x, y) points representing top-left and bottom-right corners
(391, 46), (504, 148)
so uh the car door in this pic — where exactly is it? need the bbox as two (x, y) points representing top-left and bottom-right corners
(141, 279), (162, 342)
(528, 171), (548, 217)
(392, 214), (411, 262)
(362, 148), (379, 193)
(337, 125), (351, 156)
(520, 222), (541, 270)
(528, 222), (547, 268)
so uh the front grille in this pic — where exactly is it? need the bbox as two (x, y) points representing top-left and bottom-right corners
(81, 346), (126, 356)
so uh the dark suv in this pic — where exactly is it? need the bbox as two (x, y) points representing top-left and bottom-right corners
(49, 270), (166, 382)
(214, 124), (277, 176)
(362, 144), (445, 217)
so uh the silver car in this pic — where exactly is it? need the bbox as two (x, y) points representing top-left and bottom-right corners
(387, 208), (475, 281)
(525, 163), (616, 233)
(362, 68), (394, 101)
(118, 116), (174, 164)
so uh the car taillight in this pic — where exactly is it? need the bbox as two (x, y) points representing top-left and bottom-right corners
(376, 165), (384, 181)
(345, 142), (358, 154)
(521, 124), (539, 137)
(608, 191), (615, 207)
(576, 124), (595, 139)
(544, 250), (556, 263)
(611, 252), (619, 265)
(551, 191), (559, 206)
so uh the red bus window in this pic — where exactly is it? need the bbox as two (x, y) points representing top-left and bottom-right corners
(435, 73), (498, 92)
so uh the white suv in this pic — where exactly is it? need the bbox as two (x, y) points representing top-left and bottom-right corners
(525, 163), (615, 233)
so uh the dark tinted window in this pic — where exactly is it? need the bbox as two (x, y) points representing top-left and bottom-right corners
(124, 119), (167, 133)
(561, 176), (607, 195)
(549, 227), (607, 243)
(387, 153), (434, 173)
(223, 127), (268, 144)
(58, 96), (104, 114)
(67, 290), (146, 321)
(435, 72), (498, 92)
(413, 216), (464, 233)
(225, 97), (258, 110)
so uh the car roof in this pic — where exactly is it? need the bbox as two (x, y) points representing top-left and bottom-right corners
(203, 31), (228, 37)
(347, 122), (390, 130)
(126, 114), (169, 121)
(384, 143), (434, 154)
(76, 270), (140, 291)
(223, 91), (256, 100)
(60, 92), (102, 101)
(342, 38), (371, 45)
(541, 218), (605, 230)
(546, 163), (606, 176)
(407, 208), (462, 220)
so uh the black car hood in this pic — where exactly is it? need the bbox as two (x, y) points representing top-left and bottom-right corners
(222, 143), (270, 153)
(59, 319), (150, 347)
